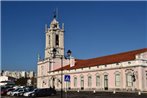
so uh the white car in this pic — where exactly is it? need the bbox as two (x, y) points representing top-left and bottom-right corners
(23, 89), (37, 97)
(7, 88), (19, 96)
(11, 89), (26, 96)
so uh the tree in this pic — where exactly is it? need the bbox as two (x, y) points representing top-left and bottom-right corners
(15, 77), (28, 86)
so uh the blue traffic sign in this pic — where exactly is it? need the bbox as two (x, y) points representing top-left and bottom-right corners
(64, 75), (70, 82)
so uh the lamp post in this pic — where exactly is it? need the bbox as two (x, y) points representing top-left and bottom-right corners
(61, 55), (63, 98)
(52, 48), (57, 89)
(52, 48), (72, 98)
(66, 50), (72, 91)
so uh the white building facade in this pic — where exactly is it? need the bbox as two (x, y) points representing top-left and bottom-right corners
(1, 71), (36, 79)
(37, 15), (147, 92)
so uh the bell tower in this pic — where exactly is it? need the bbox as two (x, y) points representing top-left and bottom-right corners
(45, 14), (64, 59)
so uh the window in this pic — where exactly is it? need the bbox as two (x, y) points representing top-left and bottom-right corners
(49, 64), (51, 72)
(74, 77), (77, 87)
(55, 34), (59, 46)
(80, 76), (84, 88)
(115, 74), (120, 87)
(104, 74), (108, 89)
(96, 75), (100, 87)
(48, 35), (50, 46)
(126, 73), (133, 87)
(41, 66), (44, 76)
(88, 76), (92, 87)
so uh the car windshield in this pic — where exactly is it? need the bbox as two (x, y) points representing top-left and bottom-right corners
(13, 88), (20, 92)
(33, 89), (38, 92)
(7, 88), (14, 91)
(19, 89), (24, 92)
(36, 89), (41, 92)
(29, 89), (35, 92)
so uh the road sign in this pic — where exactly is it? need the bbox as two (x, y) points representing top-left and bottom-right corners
(64, 75), (70, 82)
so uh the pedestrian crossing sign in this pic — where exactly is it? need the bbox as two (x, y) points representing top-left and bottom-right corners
(64, 75), (70, 82)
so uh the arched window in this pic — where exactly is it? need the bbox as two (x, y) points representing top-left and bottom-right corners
(88, 75), (92, 87)
(126, 72), (133, 87)
(115, 73), (120, 87)
(104, 73), (108, 90)
(74, 77), (77, 87)
(41, 66), (44, 76)
(55, 34), (59, 46)
(48, 35), (50, 46)
(80, 76), (84, 88)
(96, 75), (100, 87)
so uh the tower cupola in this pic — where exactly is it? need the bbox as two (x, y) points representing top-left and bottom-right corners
(50, 18), (60, 29)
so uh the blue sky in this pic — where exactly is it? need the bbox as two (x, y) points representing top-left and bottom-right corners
(1, 1), (146, 72)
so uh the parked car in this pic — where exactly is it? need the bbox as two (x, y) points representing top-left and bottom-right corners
(23, 88), (38, 97)
(1, 87), (8, 95)
(10, 88), (26, 96)
(31, 88), (56, 97)
(18, 88), (30, 96)
(7, 88), (20, 96)
(1, 88), (15, 95)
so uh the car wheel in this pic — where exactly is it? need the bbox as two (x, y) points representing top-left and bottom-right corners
(31, 93), (35, 97)
(14, 94), (17, 96)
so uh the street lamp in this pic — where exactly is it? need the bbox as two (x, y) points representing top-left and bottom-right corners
(132, 73), (136, 82)
(67, 50), (72, 57)
(52, 48), (72, 98)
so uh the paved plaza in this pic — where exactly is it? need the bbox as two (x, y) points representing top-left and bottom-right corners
(1, 91), (147, 98)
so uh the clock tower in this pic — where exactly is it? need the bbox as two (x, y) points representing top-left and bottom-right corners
(45, 15), (64, 59)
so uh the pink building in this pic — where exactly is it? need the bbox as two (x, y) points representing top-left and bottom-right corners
(37, 15), (147, 92)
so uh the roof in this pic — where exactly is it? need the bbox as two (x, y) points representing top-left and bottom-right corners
(54, 48), (147, 71)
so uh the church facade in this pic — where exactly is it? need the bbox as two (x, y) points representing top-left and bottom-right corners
(37, 15), (147, 92)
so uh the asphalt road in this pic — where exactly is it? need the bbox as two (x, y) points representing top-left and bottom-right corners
(1, 91), (147, 98)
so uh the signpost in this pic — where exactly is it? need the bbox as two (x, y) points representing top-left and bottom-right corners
(64, 75), (70, 98)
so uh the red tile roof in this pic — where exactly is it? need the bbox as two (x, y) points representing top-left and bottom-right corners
(54, 48), (147, 71)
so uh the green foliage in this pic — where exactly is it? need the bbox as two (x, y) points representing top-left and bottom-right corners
(15, 77), (28, 86)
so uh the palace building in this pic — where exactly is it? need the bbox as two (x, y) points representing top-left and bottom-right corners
(37, 15), (147, 92)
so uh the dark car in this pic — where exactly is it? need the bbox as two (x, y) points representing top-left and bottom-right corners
(1, 88), (7, 95)
(0, 86), (13, 95)
(0, 86), (10, 95)
(31, 87), (56, 97)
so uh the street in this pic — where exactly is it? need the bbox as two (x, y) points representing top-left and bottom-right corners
(1, 91), (147, 98)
